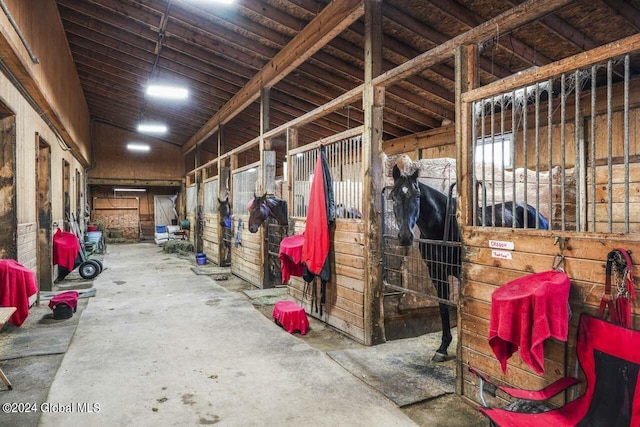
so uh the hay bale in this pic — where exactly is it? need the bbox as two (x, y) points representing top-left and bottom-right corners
(162, 240), (194, 254)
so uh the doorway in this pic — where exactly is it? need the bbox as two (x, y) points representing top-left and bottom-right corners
(36, 134), (52, 291)
(0, 114), (16, 259)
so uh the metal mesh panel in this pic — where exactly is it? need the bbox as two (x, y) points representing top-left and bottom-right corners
(186, 186), (196, 214)
(204, 178), (219, 214)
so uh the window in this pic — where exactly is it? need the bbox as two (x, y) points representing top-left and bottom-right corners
(475, 133), (513, 169)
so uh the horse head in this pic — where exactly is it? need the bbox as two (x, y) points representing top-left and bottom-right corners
(390, 165), (421, 246)
(248, 193), (270, 233)
(218, 197), (231, 226)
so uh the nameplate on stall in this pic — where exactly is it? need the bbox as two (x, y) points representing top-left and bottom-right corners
(491, 250), (513, 260)
(489, 240), (514, 250)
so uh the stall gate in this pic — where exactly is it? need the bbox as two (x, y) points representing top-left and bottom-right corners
(288, 132), (367, 343)
(202, 177), (220, 264)
(186, 184), (196, 245)
(266, 221), (287, 286)
(460, 46), (640, 406)
(381, 158), (461, 339)
(230, 164), (261, 286)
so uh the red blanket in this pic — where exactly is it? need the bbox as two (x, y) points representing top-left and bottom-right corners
(488, 270), (570, 375)
(0, 259), (38, 326)
(279, 234), (305, 283)
(302, 153), (329, 275)
(53, 228), (80, 271)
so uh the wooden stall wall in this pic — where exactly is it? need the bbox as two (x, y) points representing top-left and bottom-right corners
(202, 177), (220, 264)
(3, 0), (91, 163)
(459, 64), (640, 407)
(460, 230), (640, 408)
(288, 217), (366, 344)
(230, 216), (262, 286)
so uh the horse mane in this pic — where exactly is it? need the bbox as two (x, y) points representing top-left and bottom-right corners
(264, 197), (288, 226)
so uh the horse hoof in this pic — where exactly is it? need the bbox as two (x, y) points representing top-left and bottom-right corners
(432, 352), (448, 362)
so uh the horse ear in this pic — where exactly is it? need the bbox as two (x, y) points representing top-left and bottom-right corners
(392, 165), (401, 181)
(410, 169), (419, 182)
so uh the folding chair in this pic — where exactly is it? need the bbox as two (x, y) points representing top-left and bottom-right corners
(471, 314), (640, 426)
(0, 307), (16, 390)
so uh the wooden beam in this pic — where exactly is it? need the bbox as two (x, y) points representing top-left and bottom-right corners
(382, 2), (511, 79)
(182, 0), (365, 155)
(599, 0), (640, 31)
(463, 31), (640, 103)
(428, 0), (552, 66)
(373, 0), (575, 88)
(504, 0), (597, 51)
(383, 125), (455, 156)
(454, 43), (478, 396)
(87, 178), (182, 187)
(362, 0), (385, 346)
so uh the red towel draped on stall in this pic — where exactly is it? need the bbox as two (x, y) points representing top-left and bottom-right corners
(0, 259), (38, 326)
(488, 270), (570, 375)
(279, 233), (305, 283)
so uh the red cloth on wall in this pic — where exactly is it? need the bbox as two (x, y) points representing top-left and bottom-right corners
(302, 153), (330, 276)
(272, 300), (309, 335)
(53, 228), (80, 271)
(488, 270), (570, 375)
(279, 234), (305, 283)
(0, 259), (38, 326)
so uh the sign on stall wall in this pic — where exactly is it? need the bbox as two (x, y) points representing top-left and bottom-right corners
(489, 240), (514, 260)
(491, 250), (513, 260)
(489, 240), (514, 250)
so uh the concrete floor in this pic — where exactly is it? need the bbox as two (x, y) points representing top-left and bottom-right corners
(34, 243), (486, 426)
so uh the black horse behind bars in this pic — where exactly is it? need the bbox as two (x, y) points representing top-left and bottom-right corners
(247, 193), (288, 233)
(390, 165), (548, 361)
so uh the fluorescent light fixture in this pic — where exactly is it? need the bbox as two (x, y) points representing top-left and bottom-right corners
(207, 0), (235, 3)
(146, 84), (189, 100)
(137, 123), (167, 134)
(127, 143), (150, 152)
(114, 188), (146, 192)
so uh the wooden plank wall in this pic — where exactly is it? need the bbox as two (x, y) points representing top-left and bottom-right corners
(460, 229), (640, 408)
(202, 213), (220, 265)
(230, 215), (262, 287)
(17, 222), (36, 270)
(288, 218), (366, 343)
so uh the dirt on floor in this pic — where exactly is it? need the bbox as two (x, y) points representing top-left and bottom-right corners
(215, 276), (488, 427)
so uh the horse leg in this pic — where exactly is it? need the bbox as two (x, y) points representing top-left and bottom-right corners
(433, 302), (452, 362)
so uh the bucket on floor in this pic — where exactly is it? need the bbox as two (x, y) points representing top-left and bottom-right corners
(86, 231), (102, 244)
(196, 253), (207, 265)
(156, 225), (167, 233)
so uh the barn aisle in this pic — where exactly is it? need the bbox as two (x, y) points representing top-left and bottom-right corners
(39, 243), (416, 427)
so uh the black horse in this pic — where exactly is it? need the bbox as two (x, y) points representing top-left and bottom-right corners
(390, 165), (548, 362)
(247, 193), (288, 233)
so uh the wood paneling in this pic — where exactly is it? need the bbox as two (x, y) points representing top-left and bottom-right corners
(460, 227), (640, 406)
(5, 0), (91, 163)
(90, 122), (183, 182)
(287, 218), (366, 343)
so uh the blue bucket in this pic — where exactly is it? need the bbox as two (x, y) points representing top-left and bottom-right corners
(156, 225), (167, 233)
(196, 253), (207, 265)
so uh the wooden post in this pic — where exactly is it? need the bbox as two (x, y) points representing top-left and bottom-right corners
(286, 127), (298, 231)
(362, 0), (385, 346)
(194, 144), (203, 253)
(455, 43), (478, 395)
